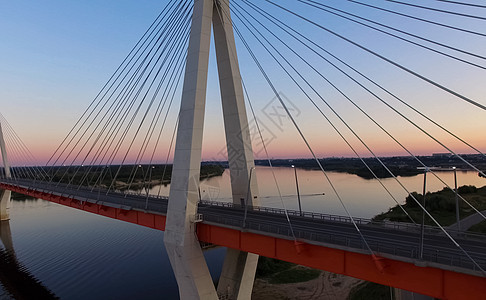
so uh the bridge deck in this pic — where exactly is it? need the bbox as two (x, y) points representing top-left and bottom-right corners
(1, 178), (485, 299)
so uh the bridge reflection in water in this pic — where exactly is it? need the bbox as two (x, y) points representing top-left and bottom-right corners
(0, 220), (57, 299)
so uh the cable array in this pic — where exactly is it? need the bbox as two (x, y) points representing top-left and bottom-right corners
(0, 114), (47, 181)
(222, 0), (485, 272)
(236, 0), (486, 222)
(42, 0), (192, 194)
(228, 0), (486, 216)
(0, 0), (484, 273)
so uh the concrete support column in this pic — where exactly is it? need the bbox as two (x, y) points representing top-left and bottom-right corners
(213, 2), (260, 299)
(0, 190), (11, 221)
(212, 0), (260, 205)
(163, 0), (218, 298)
(217, 249), (259, 299)
(0, 220), (14, 252)
(0, 123), (11, 221)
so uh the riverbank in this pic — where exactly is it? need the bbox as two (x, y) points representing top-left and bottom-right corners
(252, 269), (362, 300)
(252, 184), (486, 299)
(373, 185), (486, 226)
(254, 154), (486, 179)
(39, 164), (225, 190)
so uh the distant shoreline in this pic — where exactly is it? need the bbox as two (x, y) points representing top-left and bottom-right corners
(258, 154), (486, 179)
(213, 154), (486, 180)
(8, 154), (486, 181)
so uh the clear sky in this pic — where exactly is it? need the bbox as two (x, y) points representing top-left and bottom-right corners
(1, 0), (485, 165)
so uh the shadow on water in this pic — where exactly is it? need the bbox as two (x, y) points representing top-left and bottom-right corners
(0, 220), (58, 300)
(10, 192), (36, 202)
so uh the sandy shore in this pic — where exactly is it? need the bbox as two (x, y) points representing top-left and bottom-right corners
(252, 270), (362, 300)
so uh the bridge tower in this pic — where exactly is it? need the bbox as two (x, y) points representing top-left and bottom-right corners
(0, 122), (12, 221)
(163, 0), (260, 299)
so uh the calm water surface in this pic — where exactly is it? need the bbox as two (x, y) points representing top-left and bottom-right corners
(156, 167), (485, 218)
(0, 167), (484, 298)
(1, 201), (225, 299)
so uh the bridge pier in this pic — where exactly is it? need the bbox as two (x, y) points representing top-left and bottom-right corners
(0, 220), (14, 252)
(0, 190), (11, 221)
(164, 0), (260, 298)
(217, 249), (259, 299)
(0, 122), (11, 221)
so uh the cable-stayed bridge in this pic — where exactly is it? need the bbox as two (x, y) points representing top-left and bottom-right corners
(1, 176), (486, 299)
(1, 0), (486, 299)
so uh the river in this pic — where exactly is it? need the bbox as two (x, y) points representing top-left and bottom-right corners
(1, 167), (484, 299)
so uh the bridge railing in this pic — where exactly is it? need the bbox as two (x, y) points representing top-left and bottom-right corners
(198, 200), (486, 241)
(1, 178), (169, 213)
(2, 178), (486, 272)
(2, 178), (485, 241)
(202, 212), (486, 272)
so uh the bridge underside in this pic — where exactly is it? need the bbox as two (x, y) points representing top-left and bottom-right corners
(3, 182), (485, 300)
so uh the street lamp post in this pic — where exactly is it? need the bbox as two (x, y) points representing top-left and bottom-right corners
(419, 168), (428, 260)
(291, 165), (302, 215)
(453, 167), (461, 231)
(242, 167), (254, 228)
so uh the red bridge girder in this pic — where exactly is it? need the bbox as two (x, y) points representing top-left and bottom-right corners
(2, 183), (485, 299)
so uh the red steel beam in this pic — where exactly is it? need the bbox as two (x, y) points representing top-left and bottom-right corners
(0, 183), (166, 231)
(196, 223), (486, 300)
(3, 183), (485, 299)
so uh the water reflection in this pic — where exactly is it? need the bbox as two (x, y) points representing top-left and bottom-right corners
(0, 220), (57, 299)
(8, 198), (225, 299)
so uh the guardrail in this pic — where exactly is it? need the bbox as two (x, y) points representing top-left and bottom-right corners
(4, 179), (485, 238)
(2, 178), (486, 272)
(0, 178), (168, 213)
(199, 200), (486, 241)
(202, 213), (486, 272)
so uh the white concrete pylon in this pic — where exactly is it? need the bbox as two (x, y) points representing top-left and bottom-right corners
(0, 123), (11, 179)
(212, 1), (260, 299)
(164, 0), (217, 298)
(0, 122), (11, 221)
(164, 0), (261, 299)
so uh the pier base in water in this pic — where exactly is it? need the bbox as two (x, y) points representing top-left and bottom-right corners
(0, 189), (11, 221)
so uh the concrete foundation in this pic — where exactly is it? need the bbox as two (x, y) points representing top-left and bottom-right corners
(217, 249), (259, 299)
(0, 190), (11, 221)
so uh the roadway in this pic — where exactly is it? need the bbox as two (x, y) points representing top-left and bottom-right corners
(2, 178), (486, 276)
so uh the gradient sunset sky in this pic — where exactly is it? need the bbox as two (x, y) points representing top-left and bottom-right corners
(1, 0), (485, 165)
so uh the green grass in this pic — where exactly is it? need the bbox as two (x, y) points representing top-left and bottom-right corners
(348, 282), (391, 300)
(373, 185), (486, 226)
(268, 267), (321, 284)
(40, 164), (225, 190)
(256, 257), (293, 277)
(469, 220), (486, 233)
(256, 256), (321, 285)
